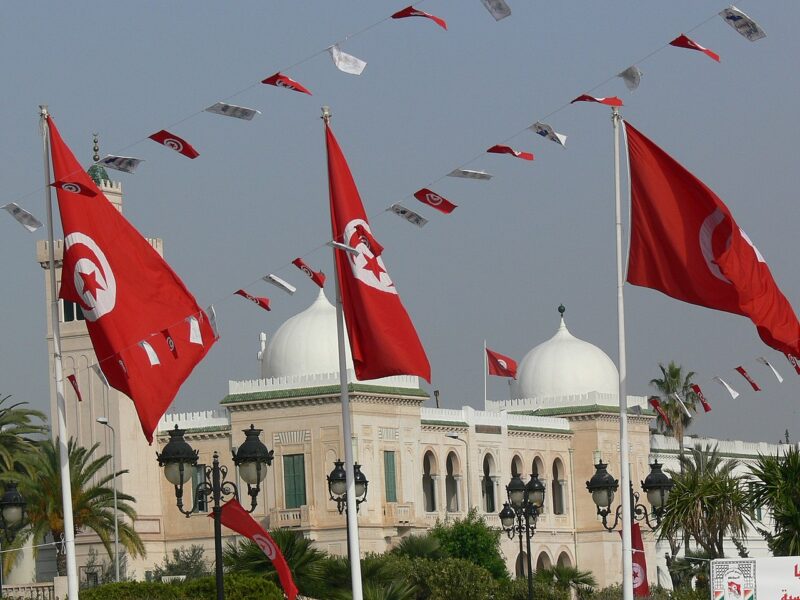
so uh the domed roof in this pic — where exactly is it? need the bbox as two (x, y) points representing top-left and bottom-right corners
(263, 289), (353, 379)
(512, 310), (618, 400)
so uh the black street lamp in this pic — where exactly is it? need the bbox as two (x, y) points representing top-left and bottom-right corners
(157, 424), (273, 600)
(327, 459), (368, 514)
(0, 482), (26, 599)
(499, 473), (545, 600)
(585, 460), (673, 531)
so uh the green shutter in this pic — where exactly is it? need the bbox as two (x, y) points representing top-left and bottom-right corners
(283, 454), (306, 509)
(384, 451), (397, 502)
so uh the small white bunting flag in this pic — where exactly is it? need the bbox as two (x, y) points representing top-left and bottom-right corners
(205, 102), (261, 121)
(757, 357), (783, 383)
(187, 316), (203, 346)
(671, 393), (692, 418)
(91, 363), (110, 388)
(481, 0), (511, 21)
(713, 376), (739, 399)
(448, 168), (492, 180)
(139, 341), (160, 366)
(2, 203), (43, 232)
(530, 122), (567, 147)
(207, 306), (220, 340)
(264, 274), (296, 295)
(99, 155), (143, 174)
(719, 6), (766, 42)
(329, 45), (367, 75)
(390, 204), (428, 227)
(618, 65), (643, 91)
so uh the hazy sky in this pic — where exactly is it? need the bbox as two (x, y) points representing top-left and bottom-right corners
(1, 1), (797, 444)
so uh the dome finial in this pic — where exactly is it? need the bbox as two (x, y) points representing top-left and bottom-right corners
(92, 132), (100, 162)
(558, 304), (565, 316)
(87, 132), (110, 185)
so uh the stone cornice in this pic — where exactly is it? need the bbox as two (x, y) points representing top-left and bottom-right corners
(513, 404), (655, 420)
(508, 425), (573, 439)
(421, 420), (469, 429)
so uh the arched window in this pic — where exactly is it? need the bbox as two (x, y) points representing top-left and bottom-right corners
(536, 552), (552, 572)
(511, 455), (523, 478)
(532, 456), (545, 512)
(482, 454), (496, 513)
(445, 452), (459, 512)
(552, 458), (566, 515)
(515, 551), (528, 578)
(422, 451), (437, 512)
(557, 552), (572, 568)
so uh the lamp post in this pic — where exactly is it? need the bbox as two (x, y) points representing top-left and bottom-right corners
(585, 460), (673, 532)
(96, 417), (119, 582)
(445, 432), (471, 510)
(157, 424), (273, 600)
(327, 459), (368, 555)
(0, 483), (26, 599)
(499, 473), (545, 600)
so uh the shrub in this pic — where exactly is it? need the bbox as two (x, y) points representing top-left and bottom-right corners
(501, 578), (571, 600)
(79, 574), (283, 600)
(430, 509), (508, 580)
(80, 581), (182, 600)
(412, 556), (502, 599)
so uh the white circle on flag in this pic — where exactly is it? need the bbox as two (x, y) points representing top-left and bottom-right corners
(342, 219), (397, 295)
(61, 182), (82, 194)
(497, 359), (508, 369)
(164, 138), (184, 152)
(64, 232), (117, 321)
(425, 192), (443, 206)
(699, 209), (732, 284)
(632, 562), (644, 588)
(276, 80), (292, 89)
(253, 534), (276, 560)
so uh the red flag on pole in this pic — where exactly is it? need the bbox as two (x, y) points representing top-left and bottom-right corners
(630, 523), (651, 596)
(148, 130), (200, 159)
(648, 397), (670, 428)
(262, 72), (312, 95)
(292, 258), (326, 288)
(66, 374), (82, 402)
(326, 120), (431, 382)
(669, 34), (721, 62)
(391, 6), (447, 30)
(235, 289), (271, 312)
(413, 188), (457, 214)
(487, 144), (534, 161)
(691, 384), (712, 413)
(48, 116), (216, 443)
(571, 94), (623, 107)
(735, 366), (761, 391)
(486, 348), (517, 378)
(216, 499), (298, 600)
(625, 122), (800, 357)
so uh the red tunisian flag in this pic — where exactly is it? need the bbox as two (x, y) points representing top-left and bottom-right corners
(625, 122), (800, 357)
(217, 499), (297, 600)
(486, 348), (517, 378)
(48, 116), (216, 443)
(326, 121), (431, 382)
(627, 523), (650, 596)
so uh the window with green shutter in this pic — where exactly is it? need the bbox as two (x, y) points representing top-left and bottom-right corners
(283, 454), (306, 509)
(384, 451), (397, 502)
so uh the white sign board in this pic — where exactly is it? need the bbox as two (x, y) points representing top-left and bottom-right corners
(711, 557), (800, 600)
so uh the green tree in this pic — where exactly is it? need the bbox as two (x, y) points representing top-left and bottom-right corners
(747, 445), (800, 556)
(13, 437), (145, 576)
(391, 532), (445, 560)
(153, 545), (210, 581)
(430, 508), (508, 580)
(534, 565), (597, 595)
(0, 394), (46, 473)
(649, 362), (699, 451)
(658, 444), (751, 559)
(223, 528), (326, 595)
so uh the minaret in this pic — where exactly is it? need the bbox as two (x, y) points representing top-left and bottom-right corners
(35, 134), (167, 575)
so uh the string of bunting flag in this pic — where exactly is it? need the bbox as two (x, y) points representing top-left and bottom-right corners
(12, 3), (786, 418)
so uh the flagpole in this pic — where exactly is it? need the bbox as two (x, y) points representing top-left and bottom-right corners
(324, 106), (364, 600)
(483, 339), (487, 409)
(40, 105), (80, 600)
(612, 107), (634, 600)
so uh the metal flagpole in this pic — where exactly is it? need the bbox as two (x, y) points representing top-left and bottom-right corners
(612, 107), (634, 600)
(39, 105), (80, 600)
(324, 107), (364, 600)
(483, 340), (487, 409)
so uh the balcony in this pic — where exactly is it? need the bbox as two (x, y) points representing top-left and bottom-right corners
(383, 502), (415, 526)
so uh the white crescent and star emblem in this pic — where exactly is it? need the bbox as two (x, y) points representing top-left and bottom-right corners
(632, 562), (644, 587)
(253, 533), (277, 560)
(497, 359), (508, 369)
(61, 182), (82, 194)
(425, 192), (443, 206)
(699, 208), (766, 284)
(163, 138), (184, 153)
(64, 232), (116, 321)
(343, 219), (397, 295)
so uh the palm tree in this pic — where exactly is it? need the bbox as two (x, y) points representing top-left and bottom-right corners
(747, 445), (800, 556)
(658, 444), (751, 559)
(12, 437), (145, 576)
(390, 532), (444, 559)
(649, 362), (699, 451)
(0, 394), (46, 473)
(223, 528), (327, 594)
(534, 565), (597, 594)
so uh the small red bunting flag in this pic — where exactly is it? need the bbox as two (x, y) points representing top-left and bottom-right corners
(691, 384), (711, 413)
(391, 6), (447, 30)
(149, 130), (200, 159)
(735, 366), (761, 391)
(235, 289), (271, 312)
(413, 188), (457, 214)
(161, 329), (179, 359)
(67, 374), (82, 402)
(571, 94), (623, 107)
(292, 258), (326, 288)
(262, 72), (312, 95)
(648, 397), (670, 428)
(487, 144), (534, 161)
(785, 353), (800, 375)
(50, 181), (97, 197)
(669, 34), (720, 62)
(354, 224), (384, 257)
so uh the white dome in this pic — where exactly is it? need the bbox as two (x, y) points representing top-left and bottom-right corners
(263, 290), (353, 379)
(512, 316), (618, 401)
